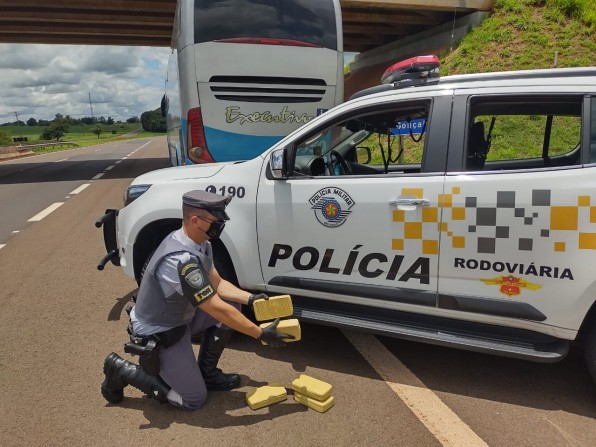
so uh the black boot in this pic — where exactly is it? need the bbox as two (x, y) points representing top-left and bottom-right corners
(101, 352), (170, 404)
(197, 326), (241, 391)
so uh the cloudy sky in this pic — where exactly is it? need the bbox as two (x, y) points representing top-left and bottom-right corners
(0, 44), (171, 124)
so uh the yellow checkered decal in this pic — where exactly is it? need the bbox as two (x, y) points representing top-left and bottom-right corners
(391, 187), (596, 255)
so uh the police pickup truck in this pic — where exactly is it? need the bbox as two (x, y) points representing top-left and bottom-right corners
(98, 57), (596, 383)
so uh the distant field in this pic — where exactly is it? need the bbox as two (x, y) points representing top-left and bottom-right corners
(0, 124), (165, 152)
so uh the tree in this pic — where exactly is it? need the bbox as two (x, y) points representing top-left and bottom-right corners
(126, 116), (140, 124)
(140, 109), (166, 132)
(26, 117), (37, 126)
(106, 116), (114, 125)
(92, 125), (103, 139)
(80, 116), (94, 125)
(40, 119), (70, 141)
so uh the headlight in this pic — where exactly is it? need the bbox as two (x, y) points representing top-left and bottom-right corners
(123, 184), (151, 206)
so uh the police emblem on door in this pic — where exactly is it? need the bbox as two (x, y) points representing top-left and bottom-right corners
(309, 187), (355, 228)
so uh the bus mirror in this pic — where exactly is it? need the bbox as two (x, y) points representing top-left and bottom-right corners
(270, 148), (288, 179)
(160, 94), (169, 117)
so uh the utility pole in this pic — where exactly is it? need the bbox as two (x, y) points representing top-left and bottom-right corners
(88, 92), (95, 122)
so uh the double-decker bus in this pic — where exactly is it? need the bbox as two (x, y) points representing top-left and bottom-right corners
(163, 0), (343, 165)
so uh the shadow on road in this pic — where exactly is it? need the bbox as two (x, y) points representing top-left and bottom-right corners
(0, 157), (170, 184)
(106, 383), (308, 430)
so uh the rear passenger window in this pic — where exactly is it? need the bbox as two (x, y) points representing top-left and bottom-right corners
(465, 96), (583, 171)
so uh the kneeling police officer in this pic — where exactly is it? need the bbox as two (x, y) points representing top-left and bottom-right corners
(101, 190), (292, 410)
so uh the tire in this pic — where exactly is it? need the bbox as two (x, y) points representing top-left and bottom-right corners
(136, 248), (156, 286)
(584, 319), (596, 383)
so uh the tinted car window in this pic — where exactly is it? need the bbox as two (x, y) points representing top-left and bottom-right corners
(194, 0), (337, 50)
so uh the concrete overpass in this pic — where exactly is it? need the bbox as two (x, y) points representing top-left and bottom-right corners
(0, 0), (494, 53)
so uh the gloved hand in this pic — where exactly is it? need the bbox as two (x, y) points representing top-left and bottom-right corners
(248, 293), (269, 308)
(259, 318), (295, 348)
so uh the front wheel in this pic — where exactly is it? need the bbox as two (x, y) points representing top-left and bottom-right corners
(584, 320), (596, 383)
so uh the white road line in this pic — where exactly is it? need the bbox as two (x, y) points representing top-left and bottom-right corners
(69, 183), (90, 195)
(343, 331), (488, 447)
(135, 140), (152, 151)
(53, 158), (69, 163)
(27, 202), (65, 222)
(122, 156), (129, 159)
(105, 165), (114, 171)
(115, 160), (122, 164)
(0, 244), (5, 250)
(11, 231), (19, 234)
(92, 173), (104, 180)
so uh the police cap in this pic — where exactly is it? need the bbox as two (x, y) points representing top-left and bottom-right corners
(182, 190), (232, 220)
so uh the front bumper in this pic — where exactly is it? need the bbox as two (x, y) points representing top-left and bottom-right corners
(95, 209), (121, 270)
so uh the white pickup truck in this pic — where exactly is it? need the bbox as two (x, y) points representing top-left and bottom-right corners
(98, 63), (596, 383)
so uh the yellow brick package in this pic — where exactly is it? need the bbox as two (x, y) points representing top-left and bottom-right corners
(293, 392), (335, 413)
(291, 374), (332, 400)
(246, 384), (287, 410)
(259, 319), (301, 345)
(253, 294), (293, 321)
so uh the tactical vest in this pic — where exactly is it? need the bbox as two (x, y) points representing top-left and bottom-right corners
(134, 230), (213, 328)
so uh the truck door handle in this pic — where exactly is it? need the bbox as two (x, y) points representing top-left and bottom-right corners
(389, 198), (430, 207)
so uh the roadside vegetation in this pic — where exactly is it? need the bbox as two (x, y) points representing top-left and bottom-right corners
(0, 108), (166, 154)
(441, 0), (595, 74)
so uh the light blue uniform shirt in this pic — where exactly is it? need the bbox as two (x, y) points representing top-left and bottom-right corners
(130, 228), (213, 336)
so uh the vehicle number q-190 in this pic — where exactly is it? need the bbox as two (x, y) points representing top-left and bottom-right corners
(205, 185), (246, 198)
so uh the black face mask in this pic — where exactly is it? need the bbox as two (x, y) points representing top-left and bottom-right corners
(204, 220), (226, 239)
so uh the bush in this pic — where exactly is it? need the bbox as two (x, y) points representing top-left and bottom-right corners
(0, 130), (12, 146)
(141, 109), (167, 132)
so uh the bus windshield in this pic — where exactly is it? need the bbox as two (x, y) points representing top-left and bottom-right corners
(194, 0), (338, 50)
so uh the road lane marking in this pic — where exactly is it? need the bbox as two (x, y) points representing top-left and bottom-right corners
(11, 231), (19, 234)
(0, 244), (5, 250)
(136, 140), (152, 151)
(105, 165), (114, 171)
(53, 158), (69, 163)
(69, 183), (90, 195)
(343, 331), (488, 447)
(27, 202), (64, 222)
(115, 160), (122, 164)
(92, 173), (104, 180)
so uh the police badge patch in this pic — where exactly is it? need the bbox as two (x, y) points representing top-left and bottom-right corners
(185, 267), (204, 289)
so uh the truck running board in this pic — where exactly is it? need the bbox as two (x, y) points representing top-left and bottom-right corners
(292, 297), (569, 363)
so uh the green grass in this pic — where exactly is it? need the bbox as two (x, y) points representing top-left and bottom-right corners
(0, 123), (166, 153)
(442, 0), (596, 75)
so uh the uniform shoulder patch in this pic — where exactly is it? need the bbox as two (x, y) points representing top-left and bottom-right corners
(178, 259), (216, 307)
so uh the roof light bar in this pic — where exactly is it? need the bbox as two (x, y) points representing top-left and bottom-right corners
(381, 55), (440, 85)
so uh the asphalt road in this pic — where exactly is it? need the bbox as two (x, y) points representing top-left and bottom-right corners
(0, 137), (594, 446)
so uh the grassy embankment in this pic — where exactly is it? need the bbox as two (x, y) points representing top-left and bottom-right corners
(364, 0), (595, 166)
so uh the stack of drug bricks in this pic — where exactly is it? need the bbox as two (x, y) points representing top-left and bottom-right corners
(253, 294), (300, 345)
(246, 295), (334, 413)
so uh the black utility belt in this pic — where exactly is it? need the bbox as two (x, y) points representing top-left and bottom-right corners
(124, 325), (186, 375)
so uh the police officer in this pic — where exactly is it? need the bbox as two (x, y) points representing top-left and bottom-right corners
(101, 190), (292, 410)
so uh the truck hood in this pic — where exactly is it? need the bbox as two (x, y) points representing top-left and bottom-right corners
(130, 162), (236, 186)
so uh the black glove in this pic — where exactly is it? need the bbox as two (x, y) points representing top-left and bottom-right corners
(248, 293), (268, 308)
(259, 318), (295, 348)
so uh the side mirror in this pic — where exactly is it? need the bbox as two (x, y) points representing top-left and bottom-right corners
(270, 148), (288, 179)
(160, 94), (168, 118)
(356, 146), (372, 164)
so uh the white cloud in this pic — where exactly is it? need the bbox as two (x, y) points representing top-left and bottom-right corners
(0, 44), (170, 122)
